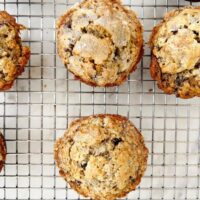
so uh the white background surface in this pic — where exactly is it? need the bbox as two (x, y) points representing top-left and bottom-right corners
(0, 0), (199, 199)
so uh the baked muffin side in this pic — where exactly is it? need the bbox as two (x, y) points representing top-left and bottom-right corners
(54, 114), (148, 200)
(150, 7), (200, 98)
(57, 0), (143, 87)
(0, 133), (6, 172)
(0, 11), (30, 90)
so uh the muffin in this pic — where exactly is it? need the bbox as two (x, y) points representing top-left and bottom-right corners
(0, 133), (6, 172)
(149, 7), (200, 98)
(56, 0), (143, 87)
(54, 114), (148, 200)
(0, 11), (30, 90)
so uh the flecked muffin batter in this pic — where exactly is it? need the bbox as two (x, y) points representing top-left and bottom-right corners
(150, 7), (200, 98)
(0, 11), (30, 90)
(54, 115), (148, 200)
(0, 133), (6, 172)
(56, 0), (143, 87)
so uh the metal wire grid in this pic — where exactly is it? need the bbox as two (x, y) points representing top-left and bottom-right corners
(0, 0), (199, 199)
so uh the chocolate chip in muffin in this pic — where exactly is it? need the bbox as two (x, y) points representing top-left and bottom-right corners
(64, 20), (72, 29)
(80, 161), (88, 169)
(114, 47), (120, 58)
(129, 176), (136, 183)
(171, 30), (178, 35)
(112, 138), (122, 146)
(175, 75), (188, 86)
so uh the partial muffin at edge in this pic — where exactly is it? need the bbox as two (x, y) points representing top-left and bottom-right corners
(56, 0), (143, 87)
(0, 11), (30, 90)
(0, 133), (6, 172)
(149, 6), (200, 99)
(54, 114), (148, 200)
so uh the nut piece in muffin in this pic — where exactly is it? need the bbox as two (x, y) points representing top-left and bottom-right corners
(0, 133), (6, 172)
(56, 0), (143, 87)
(0, 11), (30, 90)
(149, 6), (200, 98)
(54, 114), (148, 200)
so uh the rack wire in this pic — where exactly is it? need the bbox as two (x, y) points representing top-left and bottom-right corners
(0, 0), (199, 199)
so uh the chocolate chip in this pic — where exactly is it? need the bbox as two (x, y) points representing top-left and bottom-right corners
(64, 20), (72, 29)
(194, 37), (200, 43)
(0, 71), (6, 79)
(7, 47), (12, 51)
(194, 62), (200, 69)
(112, 185), (118, 189)
(193, 30), (199, 36)
(112, 138), (122, 146)
(81, 27), (87, 33)
(3, 34), (8, 38)
(74, 180), (81, 185)
(129, 176), (135, 183)
(184, 25), (188, 29)
(156, 46), (162, 51)
(195, 38), (200, 43)
(64, 47), (72, 56)
(81, 161), (87, 169)
(172, 30), (178, 35)
(193, 31), (200, 43)
(175, 75), (188, 86)
(69, 43), (74, 50)
(114, 48), (120, 58)
(175, 76), (182, 86)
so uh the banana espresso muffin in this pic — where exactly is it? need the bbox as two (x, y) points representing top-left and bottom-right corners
(0, 133), (6, 172)
(56, 0), (143, 87)
(0, 11), (30, 90)
(150, 7), (200, 98)
(54, 114), (148, 200)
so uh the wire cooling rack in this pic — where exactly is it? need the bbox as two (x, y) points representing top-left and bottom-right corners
(0, 0), (199, 199)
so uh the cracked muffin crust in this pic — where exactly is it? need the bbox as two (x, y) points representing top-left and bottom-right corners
(0, 11), (30, 90)
(149, 7), (200, 98)
(0, 133), (6, 172)
(54, 114), (148, 200)
(56, 0), (143, 87)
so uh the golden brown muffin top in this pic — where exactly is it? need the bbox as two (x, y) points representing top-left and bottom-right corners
(54, 114), (148, 200)
(151, 7), (200, 74)
(0, 11), (30, 90)
(150, 7), (200, 98)
(57, 0), (143, 87)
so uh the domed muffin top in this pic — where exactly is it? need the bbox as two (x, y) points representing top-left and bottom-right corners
(54, 114), (148, 200)
(57, 0), (143, 87)
(0, 11), (30, 90)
